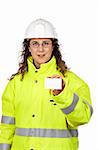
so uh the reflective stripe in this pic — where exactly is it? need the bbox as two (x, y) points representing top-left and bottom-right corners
(1, 116), (15, 124)
(83, 100), (93, 116)
(15, 128), (78, 138)
(61, 93), (79, 114)
(0, 144), (11, 150)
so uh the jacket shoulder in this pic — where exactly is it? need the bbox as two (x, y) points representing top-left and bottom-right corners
(65, 70), (89, 90)
(7, 73), (22, 88)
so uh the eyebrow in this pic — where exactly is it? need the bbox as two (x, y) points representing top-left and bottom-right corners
(31, 40), (51, 42)
(31, 41), (52, 44)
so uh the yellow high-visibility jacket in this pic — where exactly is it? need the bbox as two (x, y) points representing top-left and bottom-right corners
(0, 56), (93, 150)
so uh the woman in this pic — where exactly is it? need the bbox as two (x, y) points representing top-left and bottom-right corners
(0, 18), (93, 150)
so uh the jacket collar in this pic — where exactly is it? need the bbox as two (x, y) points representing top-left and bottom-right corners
(27, 56), (57, 75)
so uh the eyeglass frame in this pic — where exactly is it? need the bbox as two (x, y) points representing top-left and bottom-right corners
(29, 40), (52, 48)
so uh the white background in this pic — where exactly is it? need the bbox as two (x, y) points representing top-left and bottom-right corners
(0, 0), (98, 149)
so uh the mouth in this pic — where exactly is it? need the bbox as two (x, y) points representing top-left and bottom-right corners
(37, 54), (45, 58)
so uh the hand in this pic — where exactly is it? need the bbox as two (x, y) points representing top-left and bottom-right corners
(49, 75), (65, 96)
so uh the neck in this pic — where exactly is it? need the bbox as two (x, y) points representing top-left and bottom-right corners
(33, 60), (40, 69)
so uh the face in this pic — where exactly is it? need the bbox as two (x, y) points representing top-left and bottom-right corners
(29, 38), (53, 68)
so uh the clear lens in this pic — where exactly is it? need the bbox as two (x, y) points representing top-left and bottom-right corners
(30, 41), (52, 48)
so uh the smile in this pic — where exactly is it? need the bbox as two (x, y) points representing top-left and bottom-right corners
(37, 54), (45, 57)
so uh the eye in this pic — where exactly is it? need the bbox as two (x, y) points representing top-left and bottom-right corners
(31, 41), (38, 46)
(44, 42), (49, 45)
(43, 41), (51, 45)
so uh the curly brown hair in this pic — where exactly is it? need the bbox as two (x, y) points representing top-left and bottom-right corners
(10, 38), (69, 80)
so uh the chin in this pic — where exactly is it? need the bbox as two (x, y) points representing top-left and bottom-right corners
(40, 61), (46, 64)
(38, 58), (48, 64)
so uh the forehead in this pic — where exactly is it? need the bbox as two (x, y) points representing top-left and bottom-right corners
(30, 38), (51, 42)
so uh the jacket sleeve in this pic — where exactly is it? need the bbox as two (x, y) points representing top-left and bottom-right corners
(52, 76), (93, 127)
(0, 79), (15, 150)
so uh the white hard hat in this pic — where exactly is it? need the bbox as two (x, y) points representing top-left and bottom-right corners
(24, 18), (57, 39)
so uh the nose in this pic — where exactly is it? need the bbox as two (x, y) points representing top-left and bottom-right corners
(38, 44), (44, 52)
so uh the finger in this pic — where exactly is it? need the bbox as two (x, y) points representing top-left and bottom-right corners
(51, 74), (63, 78)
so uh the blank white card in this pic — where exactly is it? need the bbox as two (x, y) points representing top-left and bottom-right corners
(45, 78), (62, 90)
